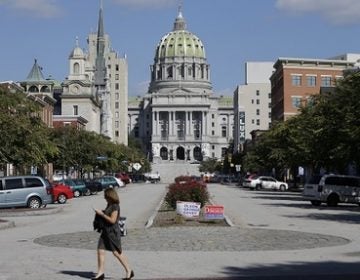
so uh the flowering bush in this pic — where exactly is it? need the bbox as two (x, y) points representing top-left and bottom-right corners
(165, 178), (209, 209)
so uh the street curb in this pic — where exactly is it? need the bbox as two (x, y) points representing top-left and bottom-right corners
(145, 194), (165, 228)
(0, 205), (64, 218)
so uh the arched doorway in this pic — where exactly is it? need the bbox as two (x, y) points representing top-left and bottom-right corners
(176, 146), (185, 160)
(193, 147), (203, 161)
(160, 147), (168, 160)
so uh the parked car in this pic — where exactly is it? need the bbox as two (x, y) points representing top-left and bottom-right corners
(95, 176), (120, 189)
(242, 174), (258, 188)
(144, 172), (161, 183)
(83, 179), (103, 195)
(0, 175), (53, 209)
(50, 182), (73, 204)
(56, 179), (87, 197)
(115, 173), (131, 184)
(303, 174), (360, 207)
(249, 176), (288, 191)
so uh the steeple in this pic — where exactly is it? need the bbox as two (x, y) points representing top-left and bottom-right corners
(94, 0), (106, 86)
(26, 59), (46, 81)
(173, 1), (186, 31)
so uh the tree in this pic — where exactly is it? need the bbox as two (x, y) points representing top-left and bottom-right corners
(0, 86), (57, 174)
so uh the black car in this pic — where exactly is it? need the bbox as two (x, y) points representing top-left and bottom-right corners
(82, 179), (103, 195)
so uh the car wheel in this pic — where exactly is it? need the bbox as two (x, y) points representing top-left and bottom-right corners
(311, 200), (321, 206)
(327, 194), (339, 207)
(84, 188), (91, 196)
(58, 194), (67, 204)
(73, 190), (81, 197)
(28, 197), (41, 209)
(255, 184), (261, 190)
(279, 185), (286, 191)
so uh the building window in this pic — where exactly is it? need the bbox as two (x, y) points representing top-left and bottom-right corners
(212, 122), (215, 127)
(256, 109), (260, 115)
(212, 152), (215, 158)
(212, 145), (215, 150)
(221, 126), (227, 137)
(252, 119), (255, 124)
(115, 121), (119, 128)
(321, 76), (332, 86)
(115, 92), (119, 100)
(251, 99), (254, 104)
(116, 64), (119, 71)
(115, 74), (119, 80)
(73, 105), (78, 115)
(256, 90), (260, 96)
(256, 99), (260, 105)
(291, 75), (302, 86)
(268, 112), (271, 118)
(212, 130), (215, 135)
(115, 83), (119, 90)
(115, 130), (119, 137)
(115, 102), (119, 109)
(292, 96), (302, 108)
(73, 63), (80, 74)
(115, 112), (119, 118)
(268, 103), (271, 108)
(256, 119), (260, 126)
(212, 114), (215, 119)
(268, 93), (271, 98)
(307, 75), (316, 86)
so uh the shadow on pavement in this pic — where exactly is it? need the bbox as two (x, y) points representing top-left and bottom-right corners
(221, 261), (360, 279)
(59, 270), (94, 279)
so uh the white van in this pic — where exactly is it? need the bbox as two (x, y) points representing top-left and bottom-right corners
(303, 174), (360, 207)
(0, 176), (53, 209)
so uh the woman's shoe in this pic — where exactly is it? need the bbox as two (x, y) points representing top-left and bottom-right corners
(122, 270), (134, 280)
(91, 273), (104, 280)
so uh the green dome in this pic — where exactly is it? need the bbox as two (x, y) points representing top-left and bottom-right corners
(154, 10), (206, 60)
(156, 30), (206, 59)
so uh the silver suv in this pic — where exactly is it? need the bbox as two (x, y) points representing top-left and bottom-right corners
(303, 174), (360, 207)
(0, 176), (53, 208)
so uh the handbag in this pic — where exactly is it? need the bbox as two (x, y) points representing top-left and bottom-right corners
(118, 216), (127, 236)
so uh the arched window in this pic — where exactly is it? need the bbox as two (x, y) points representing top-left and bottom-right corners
(73, 62), (80, 74)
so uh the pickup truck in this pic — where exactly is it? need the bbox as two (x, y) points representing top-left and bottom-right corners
(144, 172), (161, 183)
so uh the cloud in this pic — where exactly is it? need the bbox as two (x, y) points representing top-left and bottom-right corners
(112, 0), (177, 9)
(0, 0), (62, 18)
(275, 0), (360, 25)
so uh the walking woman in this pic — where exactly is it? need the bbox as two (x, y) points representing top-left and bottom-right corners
(92, 188), (134, 280)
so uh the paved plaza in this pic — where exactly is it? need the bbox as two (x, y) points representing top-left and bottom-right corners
(1, 166), (360, 279)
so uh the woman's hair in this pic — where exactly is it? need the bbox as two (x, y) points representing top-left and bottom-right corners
(104, 188), (120, 204)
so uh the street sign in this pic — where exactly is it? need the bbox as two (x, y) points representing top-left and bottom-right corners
(132, 162), (142, 171)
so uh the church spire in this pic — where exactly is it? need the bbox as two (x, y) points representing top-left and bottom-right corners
(95, 0), (106, 86)
(173, 1), (186, 31)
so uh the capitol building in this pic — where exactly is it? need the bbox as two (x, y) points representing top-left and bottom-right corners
(129, 9), (234, 163)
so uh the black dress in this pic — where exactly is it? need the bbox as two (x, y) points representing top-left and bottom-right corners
(97, 203), (122, 253)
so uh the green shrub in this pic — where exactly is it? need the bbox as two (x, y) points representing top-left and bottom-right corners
(165, 179), (209, 209)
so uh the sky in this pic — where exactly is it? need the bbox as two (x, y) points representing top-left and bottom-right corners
(1, 0), (360, 97)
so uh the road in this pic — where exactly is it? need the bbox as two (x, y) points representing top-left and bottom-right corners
(0, 182), (359, 279)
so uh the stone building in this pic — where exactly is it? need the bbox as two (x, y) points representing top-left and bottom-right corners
(61, 3), (128, 144)
(128, 9), (234, 163)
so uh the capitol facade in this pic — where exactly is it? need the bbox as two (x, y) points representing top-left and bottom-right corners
(128, 9), (234, 163)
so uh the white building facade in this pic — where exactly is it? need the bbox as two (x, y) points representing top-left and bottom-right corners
(233, 62), (273, 152)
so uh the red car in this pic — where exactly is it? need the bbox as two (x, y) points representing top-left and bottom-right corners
(50, 182), (74, 204)
(115, 173), (131, 184)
